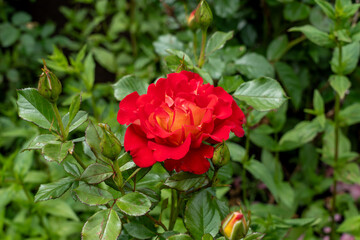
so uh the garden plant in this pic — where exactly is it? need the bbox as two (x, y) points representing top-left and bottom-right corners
(1, 0), (360, 239)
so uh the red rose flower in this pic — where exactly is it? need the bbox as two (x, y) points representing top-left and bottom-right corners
(117, 71), (245, 174)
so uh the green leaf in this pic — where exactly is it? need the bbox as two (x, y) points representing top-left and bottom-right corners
(113, 75), (149, 101)
(279, 120), (322, 151)
(42, 141), (74, 163)
(38, 199), (79, 221)
(313, 90), (325, 115)
(81, 163), (113, 184)
(82, 209), (121, 240)
(218, 75), (244, 93)
(63, 160), (82, 177)
(12, 11), (32, 25)
(85, 120), (104, 159)
(338, 216), (360, 232)
(335, 163), (360, 184)
(66, 94), (81, 131)
(26, 134), (59, 150)
(206, 31), (234, 56)
(245, 159), (295, 208)
(329, 75), (351, 99)
(331, 42), (360, 75)
(0, 23), (20, 47)
(283, 2), (311, 22)
(267, 35), (289, 61)
(14, 147), (33, 179)
(74, 182), (113, 206)
(334, 29), (352, 43)
(289, 25), (335, 47)
(235, 53), (275, 79)
(339, 103), (360, 126)
(243, 233), (266, 240)
(275, 62), (303, 109)
(167, 234), (193, 240)
(123, 222), (156, 239)
(315, 0), (336, 19)
(202, 233), (214, 240)
(93, 47), (117, 73)
(153, 34), (184, 56)
(17, 88), (58, 130)
(82, 53), (95, 91)
(233, 77), (287, 111)
(194, 67), (214, 85)
(184, 190), (221, 239)
(227, 142), (246, 163)
(35, 177), (74, 202)
(164, 172), (209, 192)
(62, 110), (88, 133)
(166, 49), (194, 67)
(116, 192), (151, 216)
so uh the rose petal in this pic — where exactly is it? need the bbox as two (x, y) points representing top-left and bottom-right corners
(164, 144), (213, 174)
(148, 135), (192, 162)
(117, 92), (140, 125)
(124, 125), (156, 167)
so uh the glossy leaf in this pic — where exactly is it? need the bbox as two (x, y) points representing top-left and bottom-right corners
(233, 77), (287, 111)
(26, 134), (58, 150)
(116, 192), (151, 216)
(66, 94), (81, 130)
(123, 222), (156, 239)
(206, 31), (234, 55)
(235, 53), (275, 79)
(167, 234), (193, 240)
(184, 190), (221, 239)
(42, 141), (74, 163)
(74, 182), (113, 206)
(315, 0), (335, 19)
(82, 209), (121, 240)
(34, 177), (74, 202)
(82, 52), (95, 91)
(62, 110), (88, 133)
(289, 25), (335, 47)
(113, 75), (149, 101)
(17, 88), (58, 130)
(164, 172), (209, 192)
(81, 163), (113, 184)
(329, 75), (351, 99)
(339, 103), (360, 126)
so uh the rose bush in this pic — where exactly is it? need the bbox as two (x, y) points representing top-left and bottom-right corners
(117, 71), (245, 174)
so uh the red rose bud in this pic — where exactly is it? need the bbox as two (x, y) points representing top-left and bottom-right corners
(212, 141), (230, 168)
(37, 64), (62, 103)
(98, 123), (122, 160)
(195, 0), (213, 30)
(187, 9), (197, 30)
(221, 210), (250, 240)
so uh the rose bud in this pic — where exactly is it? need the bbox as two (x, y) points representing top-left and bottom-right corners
(187, 9), (197, 30)
(98, 123), (122, 160)
(195, 0), (213, 30)
(212, 141), (230, 168)
(221, 210), (250, 240)
(37, 64), (62, 103)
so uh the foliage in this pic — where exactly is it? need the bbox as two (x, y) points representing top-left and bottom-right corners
(0, 0), (360, 240)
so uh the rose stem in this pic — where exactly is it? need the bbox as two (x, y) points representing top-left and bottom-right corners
(331, 40), (342, 240)
(198, 29), (207, 68)
(113, 159), (125, 195)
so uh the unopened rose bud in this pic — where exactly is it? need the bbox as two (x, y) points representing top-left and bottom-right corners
(187, 9), (197, 30)
(98, 123), (122, 160)
(212, 142), (230, 168)
(37, 64), (62, 103)
(195, 0), (213, 30)
(221, 210), (250, 240)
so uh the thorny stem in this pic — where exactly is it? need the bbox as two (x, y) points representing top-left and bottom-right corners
(330, 41), (342, 240)
(198, 29), (207, 68)
(145, 213), (168, 231)
(51, 103), (66, 141)
(73, 151), (87, 170)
